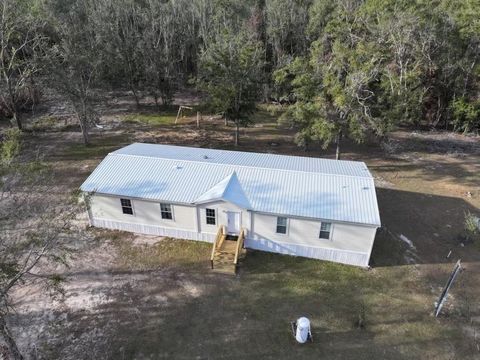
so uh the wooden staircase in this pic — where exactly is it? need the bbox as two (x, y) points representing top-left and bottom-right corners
(210, 226), (246, 275)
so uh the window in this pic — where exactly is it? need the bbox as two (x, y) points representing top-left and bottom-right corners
(319, 222), (332, 239)
(120, 198), (133, 215)
(276, 217), (287, 234)
(160, 203), (173, 220)
(206, 208), (216, 225)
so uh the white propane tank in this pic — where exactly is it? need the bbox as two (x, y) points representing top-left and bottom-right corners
(295, 317), (310, 344)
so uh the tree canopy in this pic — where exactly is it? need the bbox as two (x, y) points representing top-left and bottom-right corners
(0, 0), (478, 146)
(198, 29), (265, 145)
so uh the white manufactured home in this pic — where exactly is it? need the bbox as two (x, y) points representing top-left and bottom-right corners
(80, 143), (381, 268)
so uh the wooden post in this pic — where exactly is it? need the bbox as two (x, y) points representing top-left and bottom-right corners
(197, 111), (200, 128)
(175, 106), (182, 124)
(175, 106), (193, 124)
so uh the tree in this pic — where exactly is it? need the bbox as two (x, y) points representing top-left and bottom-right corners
(441, 0), (480, 131)
(276, 1), (389, 158)
(92, 0), (144, 107)
(45, 0), (101, 144)
(265, 0), (312, 66)
(0, 0), (44, 130)
(275, 0), (480, 157)
(193, 0), (251, 49)
(140, 0), (197, 107)
(0, 130), (81, 359)
(198, 30), (264, 146)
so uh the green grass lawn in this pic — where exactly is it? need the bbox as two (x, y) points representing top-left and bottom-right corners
(61, 134), (131, 160)
(123, 112), (178, 126)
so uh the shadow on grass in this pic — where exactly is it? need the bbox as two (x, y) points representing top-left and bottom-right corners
(25, 249), (462, 360)
(371, 188), (480, 267)
(369, 157), (480, 188)
(390, 130), (480, 155)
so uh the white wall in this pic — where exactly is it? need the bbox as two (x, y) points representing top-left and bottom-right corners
(247, 212), (377, 266)
(88, 194), (377, 266)
(90, 194), (196, 230)
(196, 200), (250, 234)
(89, 195), (251, 234)
(250, 212), (376, 253)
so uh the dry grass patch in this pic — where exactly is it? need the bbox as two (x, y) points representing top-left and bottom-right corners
(113, 236), (212, 270)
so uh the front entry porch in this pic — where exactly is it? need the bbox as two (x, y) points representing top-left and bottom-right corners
(210, 226), (246, 275)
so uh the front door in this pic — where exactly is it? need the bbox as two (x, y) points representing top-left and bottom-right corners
(226, 211), (241, 234)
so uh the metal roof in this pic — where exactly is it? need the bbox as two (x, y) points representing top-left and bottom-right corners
(112, 143), (372, 177)
(194, 171), (252, 209)
(81, 143), (381, 226)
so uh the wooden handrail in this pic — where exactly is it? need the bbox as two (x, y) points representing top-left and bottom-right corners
(210, 225), (224, 262)
(234, 228), (245, 265)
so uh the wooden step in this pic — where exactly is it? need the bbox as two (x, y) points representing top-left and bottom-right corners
(219, 240), (237, 252)
(212, 264), (236, 275)
(214, 252), (235, 259)
(211, 239), (242, 275)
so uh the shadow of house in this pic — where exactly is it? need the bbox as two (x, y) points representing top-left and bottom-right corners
(371, 187), (480, 267)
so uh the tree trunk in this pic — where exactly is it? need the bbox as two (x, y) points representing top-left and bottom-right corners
(131, 87), (140, 108)
(78, 104), (90, 145)
(0, 316), (23, 360)
(81, 122), (90, 145)
(234, 122), (240, 146)
(79, 116), (90, 145)
(335, 130), (342, 160)
(7, 81), (21, 130)
(12, 111), (22, 131)
(77, 98), (90, 145)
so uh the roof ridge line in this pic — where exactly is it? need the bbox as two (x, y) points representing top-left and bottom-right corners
(107, 152), (374, 180)
(120, 142), (365, 165)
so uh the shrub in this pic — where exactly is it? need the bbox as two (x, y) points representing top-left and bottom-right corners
(450, 97), (480, 134)
(31, 116), (58, 131)
(0, 129), (21, 165)
(464, 211), (480, 242)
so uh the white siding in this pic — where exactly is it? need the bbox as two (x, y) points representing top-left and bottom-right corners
(196, 200), (250, 235)
(88, 194), (377, 267)
(90, 218), (216, 242)
(244, 238), (371, 267)
(90, 194), (196, 230)
(247, 212), (377, 266)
